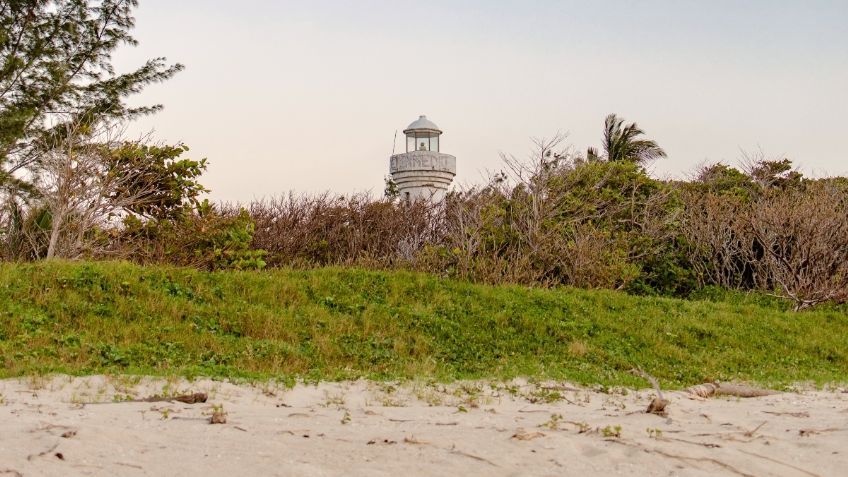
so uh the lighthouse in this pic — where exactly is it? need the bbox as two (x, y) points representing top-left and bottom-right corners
(389, 115), (456, 202)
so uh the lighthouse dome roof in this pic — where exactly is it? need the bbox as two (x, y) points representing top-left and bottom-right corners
(403, 115), (442, 135)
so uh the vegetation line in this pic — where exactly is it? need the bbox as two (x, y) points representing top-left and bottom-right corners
(1, 261), (845, 385)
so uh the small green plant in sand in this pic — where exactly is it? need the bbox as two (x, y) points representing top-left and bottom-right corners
(539, 414), (564, 430)
(527, 388), (564, 404)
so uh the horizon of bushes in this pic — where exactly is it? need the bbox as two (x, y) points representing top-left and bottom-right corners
(3, 132), (846, 312)
(243, 147), (847, 311)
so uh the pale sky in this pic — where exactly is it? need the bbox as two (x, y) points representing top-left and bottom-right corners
(114, 0), (848, 202)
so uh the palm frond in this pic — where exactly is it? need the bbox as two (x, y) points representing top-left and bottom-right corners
(599, 114), (665, 163)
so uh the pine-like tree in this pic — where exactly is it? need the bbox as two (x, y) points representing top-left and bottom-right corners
(0, 0), (183, 192)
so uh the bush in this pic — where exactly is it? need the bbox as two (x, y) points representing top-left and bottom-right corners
(749, 181), (848, 310)
(249, 193), (440, 268)
(115, 200), (265, 271)
(3, 132), (847, 310)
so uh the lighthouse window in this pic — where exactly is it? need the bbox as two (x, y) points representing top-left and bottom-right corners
(405, 132), (439, 152)
(416, 134), (429, 151)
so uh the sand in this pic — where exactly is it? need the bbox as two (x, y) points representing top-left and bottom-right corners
(1, 376), (846, 476)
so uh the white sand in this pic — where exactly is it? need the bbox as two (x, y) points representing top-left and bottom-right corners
(1, 376), (846, 476)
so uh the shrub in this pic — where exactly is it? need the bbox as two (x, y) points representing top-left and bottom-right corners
(749, 181), (848, 310)
(249, 193), (440, 268)
(115, 200), (265, 271)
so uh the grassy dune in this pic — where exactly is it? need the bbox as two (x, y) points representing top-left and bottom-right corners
(0, 261), (846, 387)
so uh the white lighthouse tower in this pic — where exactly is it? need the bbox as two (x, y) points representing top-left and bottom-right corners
(389, 115), (456, 202)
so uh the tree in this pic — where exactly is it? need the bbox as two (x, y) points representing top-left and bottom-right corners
(30, 120), (204, 259)
(587, 114), (666, 164)
(106, 141), (208, 221)
(0, 0), (182, 191)
(383, 175), (399, 199)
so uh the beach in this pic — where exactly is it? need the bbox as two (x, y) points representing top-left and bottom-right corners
(1, 376), (846, 476)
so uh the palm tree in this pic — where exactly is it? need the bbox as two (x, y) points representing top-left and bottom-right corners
(587, 114), (666, 163)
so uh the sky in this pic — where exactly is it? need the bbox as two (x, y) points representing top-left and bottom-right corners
(113, 0), (848, 203)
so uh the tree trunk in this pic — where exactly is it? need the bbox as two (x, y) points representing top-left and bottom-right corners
(46, 208), (64, 259)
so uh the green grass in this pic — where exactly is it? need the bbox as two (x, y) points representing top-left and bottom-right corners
(0, 260), (846, 387)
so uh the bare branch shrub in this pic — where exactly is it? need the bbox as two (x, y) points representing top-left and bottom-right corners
(30, 121), (160, 259)
(680, 191), (759, 290)
(749, 182), (848, 310)
(249, 192), (442, 268)
(438, 185), (540, 284)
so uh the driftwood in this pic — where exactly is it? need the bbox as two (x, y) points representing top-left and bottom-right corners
(646, 397), (669, 416)
(142, 392), (209, 404)
(210, 409), (227, 424)
(632, 370), (779, 416)
(685, 383), (778, 399)
(86, 392), (208, 405)
(511, 429), (546, 441)
(631, 368), (669, 416)
(714, 384), (779, 398)
(686, 383), (719, 398)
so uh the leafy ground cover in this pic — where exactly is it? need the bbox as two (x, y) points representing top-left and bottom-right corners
(1, 261), (845, 387)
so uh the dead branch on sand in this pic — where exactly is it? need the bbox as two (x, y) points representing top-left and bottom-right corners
(85, 392), (208, 405)
(630, 368), (669, 416)
(685, 383), (779, 399)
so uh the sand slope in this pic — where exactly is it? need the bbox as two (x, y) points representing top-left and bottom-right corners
(1, 376), (846, 476)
